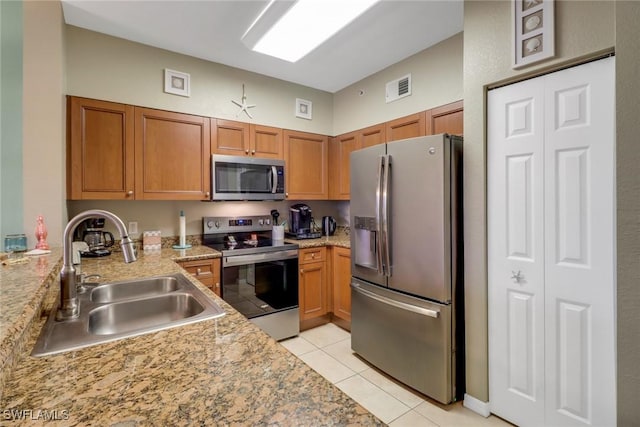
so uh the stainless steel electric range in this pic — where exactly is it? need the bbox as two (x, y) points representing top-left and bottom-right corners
(202, 216), (299, 340)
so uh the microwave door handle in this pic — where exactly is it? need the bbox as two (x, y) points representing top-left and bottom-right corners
(375, 155), (385, 276)
(271, 166), (277, 194)
(382, 154), (391, 277)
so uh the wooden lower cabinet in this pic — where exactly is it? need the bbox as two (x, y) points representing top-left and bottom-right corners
(298, 247), (328, 328)
(331, 247), (352, 329)
(178, 258), (221, 297)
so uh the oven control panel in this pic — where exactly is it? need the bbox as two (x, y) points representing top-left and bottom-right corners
(203, 216), (273, 234)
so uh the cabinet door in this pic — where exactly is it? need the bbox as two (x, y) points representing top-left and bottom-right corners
(284, 130), (328, 199)
(179, 258), (221, 297)
(135, 108), (211, 200)
(430, 100), (463, 136)
(67, 97), (135, 200)
(385, 112), (428, 142)
(299, 260), (327, 321)
(360, 124), (385, 148)
(329, 131), (360, 200)
(332, 247), (352, 323)
(250, 124), (283, 159)
(211, 119), (250, 156)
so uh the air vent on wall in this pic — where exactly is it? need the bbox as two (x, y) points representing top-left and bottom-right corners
(385, 74), (411, 103)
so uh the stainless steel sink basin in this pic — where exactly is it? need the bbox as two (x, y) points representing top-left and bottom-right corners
(89, 293), (204, 335)
(32, 273), (225, 356)
(90, 276), (180, 303)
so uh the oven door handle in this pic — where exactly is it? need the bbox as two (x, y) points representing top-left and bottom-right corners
(223, 249), (299, 267)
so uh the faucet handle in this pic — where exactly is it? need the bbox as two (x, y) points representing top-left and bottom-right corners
(76, 273), (102, 293)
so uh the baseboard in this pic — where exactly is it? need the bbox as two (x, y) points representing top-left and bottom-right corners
(463, 394), (491, 417)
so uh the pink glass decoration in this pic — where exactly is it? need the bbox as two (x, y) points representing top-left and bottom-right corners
(35, 215), (50, 250)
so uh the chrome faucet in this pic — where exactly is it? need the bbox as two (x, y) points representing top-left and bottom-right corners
(57, 209), (137, 321)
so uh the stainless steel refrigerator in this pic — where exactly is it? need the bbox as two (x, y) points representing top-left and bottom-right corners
(350, 134), (464, 404)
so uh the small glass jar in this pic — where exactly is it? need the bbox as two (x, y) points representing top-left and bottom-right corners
(4, 234), (27, 255)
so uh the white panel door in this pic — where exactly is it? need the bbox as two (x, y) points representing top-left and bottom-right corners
(488, 57), (616, 427)
(488, 75), (546, 426)
(543, 57), (616, 426)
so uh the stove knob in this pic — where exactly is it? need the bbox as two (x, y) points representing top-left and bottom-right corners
(258, 219), (264, 225)
(206, 220), (214, 229)
(265, 219), (271, 225)
(215, 221), (220, 228)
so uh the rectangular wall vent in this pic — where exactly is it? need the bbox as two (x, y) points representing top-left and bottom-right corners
(385, 74), (412, 103)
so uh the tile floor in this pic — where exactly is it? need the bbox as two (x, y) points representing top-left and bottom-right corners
(280, 323), (513, 426)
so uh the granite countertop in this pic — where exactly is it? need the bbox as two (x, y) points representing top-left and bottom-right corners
(0, 245), (380, 426)
(286, 234), (351, 250)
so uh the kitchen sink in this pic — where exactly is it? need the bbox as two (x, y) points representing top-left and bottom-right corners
(31, 273), (225, 357)
(90, 276), (180, 303)
(88, 293), (204, 335)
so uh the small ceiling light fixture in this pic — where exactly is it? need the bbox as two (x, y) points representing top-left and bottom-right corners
(242, 0), (379, 63)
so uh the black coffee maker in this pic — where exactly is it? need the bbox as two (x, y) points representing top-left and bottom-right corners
(74, 218), (114, 257)
(287, 204), (321, 239)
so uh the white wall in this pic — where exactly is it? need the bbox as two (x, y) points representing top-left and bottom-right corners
(22, 0), (66, 247)
(332, 32), (463, 135)
(65, 26), (333, 135)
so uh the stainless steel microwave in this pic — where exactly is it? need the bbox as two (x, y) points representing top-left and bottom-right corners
(211, 154), (285, 201)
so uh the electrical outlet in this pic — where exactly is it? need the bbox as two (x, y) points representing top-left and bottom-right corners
(128, 221), (138, 235)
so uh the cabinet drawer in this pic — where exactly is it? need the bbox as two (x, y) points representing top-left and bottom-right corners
(299, 247), (326, 264)
(178, 258), (221, 296)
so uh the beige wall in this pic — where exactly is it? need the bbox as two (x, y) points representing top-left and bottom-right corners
(22, 0), (66, 247)
(65, 26), (333, 135)
(614, 3), (640, 424)
(332, 32), (463, 135)
(463, 0), (619, 407)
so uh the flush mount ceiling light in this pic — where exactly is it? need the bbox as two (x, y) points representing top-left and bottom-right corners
(242, 0), (379, 63)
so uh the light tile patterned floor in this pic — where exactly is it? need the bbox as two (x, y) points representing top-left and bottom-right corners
(280, 323), (513, 426)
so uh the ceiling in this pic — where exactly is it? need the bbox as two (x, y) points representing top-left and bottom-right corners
(60, 0), (463, 93)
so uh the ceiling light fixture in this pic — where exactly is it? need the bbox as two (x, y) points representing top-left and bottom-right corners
(242, 0), (379, 63)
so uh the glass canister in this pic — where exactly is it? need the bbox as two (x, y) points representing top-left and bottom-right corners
(4, 234), (27, 255)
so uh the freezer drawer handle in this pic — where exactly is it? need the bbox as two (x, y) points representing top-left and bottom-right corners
(351, 283), (440, 318)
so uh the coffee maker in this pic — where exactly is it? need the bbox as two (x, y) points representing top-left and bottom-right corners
(287, 204), (321, 239)
(74, 217), (114, 257)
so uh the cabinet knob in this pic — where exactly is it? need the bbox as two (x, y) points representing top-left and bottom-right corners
(127, 190), (134, 196)
(300, 269), (304, 274)
(196, 268), (202, 275)
(215, 282), (220, 289)
(205, 191), (210, 198)
(251, 150), (256, 155)
(285, 192), (289, 197)
(245, 149), (249, 154)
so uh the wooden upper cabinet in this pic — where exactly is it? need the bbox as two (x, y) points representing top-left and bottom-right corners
(360, 124), (386, 148)
(212, 119), (283, 159)
(134, 107), (211, 200)
(430, 100), (463, 136)
(250, 124), (283, 159)
(67, 96), (135, 200)
(385, 112), (429, 142)
(329, 131), (360, 200)
(284, 130), (328, 200)
(211, 119), (250, 156)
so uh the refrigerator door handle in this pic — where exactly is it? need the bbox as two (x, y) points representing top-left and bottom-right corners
(351, 282), (440, 318)
(375, 155), (385, 275)
(382, 154), (392, 277)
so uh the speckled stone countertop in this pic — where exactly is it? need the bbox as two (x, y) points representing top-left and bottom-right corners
(286, 234), (351, 250)
(0, 245), (381, 426)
